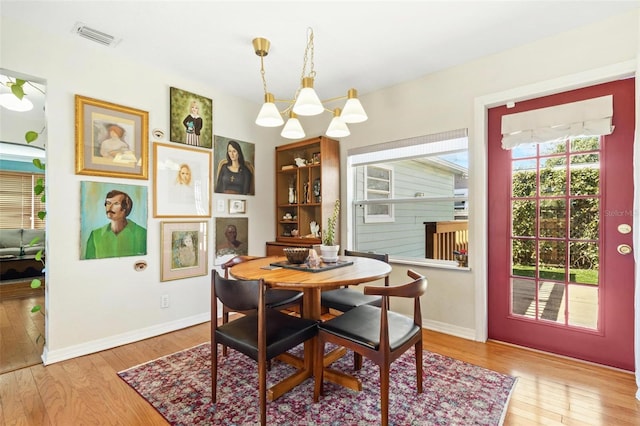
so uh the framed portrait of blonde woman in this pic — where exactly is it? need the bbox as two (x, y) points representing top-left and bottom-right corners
(161, 221), (207, 281)
(75, 95), (149, 179)
(170, 87), (213, 149)
(153, 142), (212, 218)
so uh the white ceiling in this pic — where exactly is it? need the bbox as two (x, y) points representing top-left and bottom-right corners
(2, 1), (639, 107)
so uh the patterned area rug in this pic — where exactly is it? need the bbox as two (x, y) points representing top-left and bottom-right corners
(118, 343), (516, 425)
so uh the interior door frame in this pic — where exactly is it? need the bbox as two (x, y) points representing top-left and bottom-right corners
(471, 60), (637, 344)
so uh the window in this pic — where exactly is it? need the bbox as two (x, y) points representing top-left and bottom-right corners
(364, 165), (393, 223)
(0, 171), (46, 229)
(348, 129), (469, 264)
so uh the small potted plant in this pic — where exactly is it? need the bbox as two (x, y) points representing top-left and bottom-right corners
(320, 199), (340, 262)
(453, 249), (468, 267)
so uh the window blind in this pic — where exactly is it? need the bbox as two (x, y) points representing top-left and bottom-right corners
(501, 95), (613, 149)
(0, 171), (45, 229)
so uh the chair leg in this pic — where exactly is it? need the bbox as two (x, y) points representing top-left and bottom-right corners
(259, 356), (267, 426)
(353, 352), (363, 370)
(222, 308), (230, 356)
(313, 337), (325, 402)
(415, 342), (423, 394)
(212, 343), (218, 402)
(380, 363), (390, 426)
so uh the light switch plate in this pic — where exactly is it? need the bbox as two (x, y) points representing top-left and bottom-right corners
(216, 199), (225, 212)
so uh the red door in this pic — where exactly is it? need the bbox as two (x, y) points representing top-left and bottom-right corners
(487, 78), (635, 370)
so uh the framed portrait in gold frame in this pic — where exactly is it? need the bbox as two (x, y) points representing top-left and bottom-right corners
(161, 221), (208, 281)
(75, 95), (149, 179)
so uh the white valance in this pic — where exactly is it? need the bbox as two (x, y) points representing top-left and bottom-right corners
(501, 95), (613, 149)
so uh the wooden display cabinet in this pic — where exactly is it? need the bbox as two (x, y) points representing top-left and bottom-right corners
(267, 136), (340, 254)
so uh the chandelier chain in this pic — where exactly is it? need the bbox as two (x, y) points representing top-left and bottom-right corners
(260, 56), (268, 95)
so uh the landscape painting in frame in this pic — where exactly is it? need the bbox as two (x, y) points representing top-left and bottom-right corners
(161, 221), (207, 281)
(75, 95), (149, 179)
(153, 142), (212, 218)
(169, 87), (213, 149)
(214, 135), (255, 195)
(80, 181), (148, 260)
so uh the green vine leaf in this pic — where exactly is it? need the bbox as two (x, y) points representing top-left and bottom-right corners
(37, 211), (47, 220)
(31, 305), (42, 313)
(26, 131), (39, 143)
(10, 80), (25, 99)
(33, 158), (44, 169)
(31, 278), (42, 289)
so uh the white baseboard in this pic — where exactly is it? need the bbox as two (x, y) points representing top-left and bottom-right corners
(422, 318), (477, 341)
(42, 313), (210, 365)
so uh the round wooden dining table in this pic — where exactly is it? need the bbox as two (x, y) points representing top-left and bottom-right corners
(230, 255), (392, 400)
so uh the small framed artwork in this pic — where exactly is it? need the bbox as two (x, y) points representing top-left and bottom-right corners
(312, 152), (321, 164)
(75, 95), (149, 179)
(170, 87), (213, 149)
(215, 217), (248, 258)
(153, 142), (212, 218)
(161, 221), (207, 281)
(229, 199), (246, 214)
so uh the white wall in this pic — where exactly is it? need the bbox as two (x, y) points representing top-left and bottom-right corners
(1, 9), (637, 364)
(1, 16), (279, 363)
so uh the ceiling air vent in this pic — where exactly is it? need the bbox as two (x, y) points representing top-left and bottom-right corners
(72, 22), (120, 47)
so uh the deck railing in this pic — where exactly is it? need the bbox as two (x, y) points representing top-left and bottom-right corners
(424, 221), (468, 260)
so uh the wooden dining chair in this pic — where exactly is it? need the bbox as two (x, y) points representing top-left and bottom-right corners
(211, 271), (318, 426)
(314, 269), (427, 426)
(220, 255), (304, 356)
(321, 249), (389, 313)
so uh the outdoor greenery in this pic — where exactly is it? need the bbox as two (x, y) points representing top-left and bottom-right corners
(511, 137), (600, 281)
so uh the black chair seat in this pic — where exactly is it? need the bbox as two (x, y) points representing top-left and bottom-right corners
(320, 288), (381, 313)
(216, 309), (317, 361)
(319, 304), (420, 351)
(321, 250), (389, 313)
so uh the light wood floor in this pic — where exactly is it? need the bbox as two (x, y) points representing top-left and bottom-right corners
(0, 319), (638, 425)
(0, 290), (45, 375)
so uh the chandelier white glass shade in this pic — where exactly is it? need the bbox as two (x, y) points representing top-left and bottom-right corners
(280, 112), (306, 139)
(253, 28), (367, 139)
(0, 93), (33, 112)
(326, 108), (350, 138)
(255, 93), (284, 127)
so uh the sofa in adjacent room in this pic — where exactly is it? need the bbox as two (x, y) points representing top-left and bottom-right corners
(0, 228), (45, 257)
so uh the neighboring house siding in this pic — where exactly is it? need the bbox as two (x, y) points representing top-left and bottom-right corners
(354, 159), (455, 258)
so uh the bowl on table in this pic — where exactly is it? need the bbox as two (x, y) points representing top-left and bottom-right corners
(283, 247), (309, 264)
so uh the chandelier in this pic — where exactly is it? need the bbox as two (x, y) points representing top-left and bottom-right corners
(252, 27), (368, 139)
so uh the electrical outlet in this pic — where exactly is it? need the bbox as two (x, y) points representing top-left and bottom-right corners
(161, 294), (169, 308)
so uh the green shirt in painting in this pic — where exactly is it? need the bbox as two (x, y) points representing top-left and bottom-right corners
(85, 220), (147, 259)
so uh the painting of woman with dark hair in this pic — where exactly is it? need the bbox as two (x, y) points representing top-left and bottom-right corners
(215, 139), (254, 195)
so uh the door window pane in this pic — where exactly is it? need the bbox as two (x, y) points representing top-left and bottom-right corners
(512, 200), (535, 237)
(538, 240), (566, 281)
(540, 157), (566, 196)
(539, 199), (566, 238)
(569, 242), (599, 285)
(567, 284), (598, 329)
(570, 199), (599, 240)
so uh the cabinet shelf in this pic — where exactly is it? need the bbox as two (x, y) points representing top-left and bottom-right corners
(268, 136), (340, 256)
